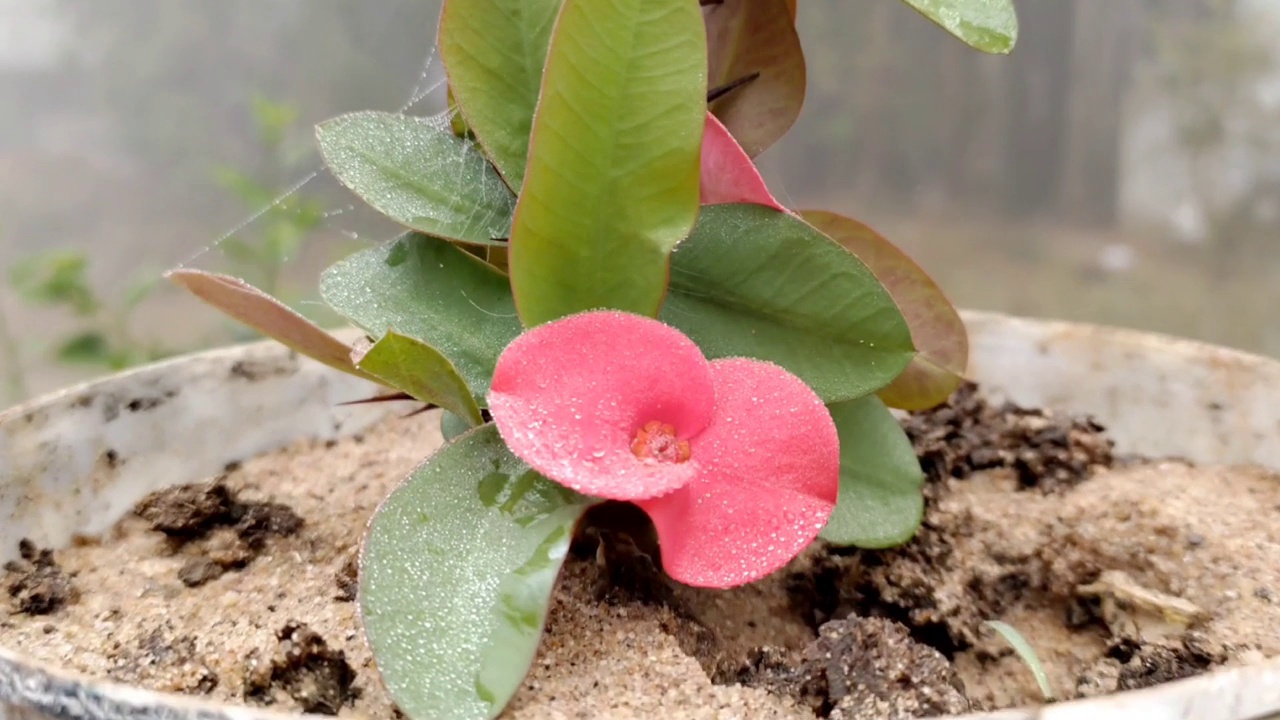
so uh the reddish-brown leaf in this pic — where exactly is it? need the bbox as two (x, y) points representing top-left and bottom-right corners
(166, 269), (376, 381)
(799, 211), (968, 410)
(704, 0), (805, 157)
(700, 112), (785, 210)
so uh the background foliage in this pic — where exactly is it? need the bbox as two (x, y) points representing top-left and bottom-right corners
(3, 0), (1279, 406)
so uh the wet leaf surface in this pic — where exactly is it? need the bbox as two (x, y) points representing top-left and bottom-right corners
(320, 233), (523, 403)
(820, 394), (925, 547)
(661, 204), (915, 403)
(316, 111), (515, 246)
(899, 0), (1017, 54)
(801, 210), (967, 410)
(508, 0), (706, 324)
(353, 331), (483, 427)
(360, 424), (594, 720)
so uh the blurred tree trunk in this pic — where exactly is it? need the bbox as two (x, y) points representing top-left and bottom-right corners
(1058, 0), (1142, 225)
(938, 44), (1009, 210)
(850, 0), (899, 204)
(936, 35), (972, 204)
(1003, 0), (1076, 216)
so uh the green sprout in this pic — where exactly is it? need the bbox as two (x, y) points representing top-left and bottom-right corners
(986, 620), (1057, 702)
(9, 250), (168, 372)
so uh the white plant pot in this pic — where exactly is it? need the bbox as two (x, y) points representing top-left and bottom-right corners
(2, 310), (1279, 720)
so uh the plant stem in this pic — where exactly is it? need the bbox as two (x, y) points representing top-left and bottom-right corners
(0, 296), (29, 405)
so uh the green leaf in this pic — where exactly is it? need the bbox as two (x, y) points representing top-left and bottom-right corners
(704, 0), (806, 157)
(10, 251), (98, 316)
(213, 166), (275, 209)
(55, 332), (111, 366)
(315, 111), (516, 246)
(801, 210), (968, 411)
(216, 237), (265, 268)
(353, 331), (483, 427)
(820, 394), (924, 547)
(122, 276), (161, 313)
(441, 411), (474, 442)
(439, 0), (562, 188)
(660, 204), (914, 403)
(899, 0), (1018, 54)
(251, 95), (299, 149)
(361, 424), (594, 720)
(508, 0), (707, 325)
(446, 84), (474, 139)
(166, 269), (377, 381)
(320, 233), (523, 403)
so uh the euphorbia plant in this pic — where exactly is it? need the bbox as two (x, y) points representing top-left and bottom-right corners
(168, 0), (1015, 717)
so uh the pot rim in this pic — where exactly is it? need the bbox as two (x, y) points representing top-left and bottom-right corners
(0, 325), (372, 424)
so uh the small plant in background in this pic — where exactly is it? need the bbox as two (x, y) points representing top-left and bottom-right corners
(169, 1), (1016, 718)
(1, 96), (335, 404)
(0, 227), (26, 406)
(9, 250), (170, 372)
(0, 301), (22, 405)
(214, 96), (327, 300)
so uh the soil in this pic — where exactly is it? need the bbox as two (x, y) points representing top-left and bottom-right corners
(4, 383), (1280, 719)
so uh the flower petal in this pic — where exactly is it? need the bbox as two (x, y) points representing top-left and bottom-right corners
(637, 357), (839, 588)
(488, 310), (715, 501)
(698, 113), (786, 211)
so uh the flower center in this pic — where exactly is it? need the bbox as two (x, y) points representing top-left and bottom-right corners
(630, 420), (691, 464)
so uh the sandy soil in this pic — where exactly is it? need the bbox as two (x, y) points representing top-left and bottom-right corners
(3, 394), (1279, 719)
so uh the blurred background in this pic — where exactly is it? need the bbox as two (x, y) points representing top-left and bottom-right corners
(2, 0), (1278, 406)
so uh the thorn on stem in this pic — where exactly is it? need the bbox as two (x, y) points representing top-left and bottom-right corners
(707, 71), (762, 104)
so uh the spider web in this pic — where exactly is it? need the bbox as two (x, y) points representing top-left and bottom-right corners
(124, 3), (798, 338)
(167, 10), (800, 319)
(173, 40), (503, 308)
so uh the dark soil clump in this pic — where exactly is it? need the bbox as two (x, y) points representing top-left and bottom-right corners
(333, 551), (359, 603)
(115, 624), (220, 694)
(3, 538), (77, 615)
(745, 617), (969, 720)
(813, 616), (969, 719)
(829, 383), (1119, 653)
(902, 381), (1114, 492)
(575, 502), (673, 607)
(1108, 635), (1225, 691)
(6, 395), (1277, 717)
(564, 382), (1228, 710)
(135, 479), (304, 587)
(244, 621), (360, 715)
(135, 481), (238, 536)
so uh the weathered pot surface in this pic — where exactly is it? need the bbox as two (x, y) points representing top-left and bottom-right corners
(2, 310), (1279, 720)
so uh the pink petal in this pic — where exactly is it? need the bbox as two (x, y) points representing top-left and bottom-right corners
(488, 311), (715, 501)
(637, 358), (839, 588)
(699, 113), (786, 211)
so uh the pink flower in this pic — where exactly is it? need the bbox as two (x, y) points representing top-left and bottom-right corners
(487, 310), (839, 588)
(699, 113), (786, 211)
